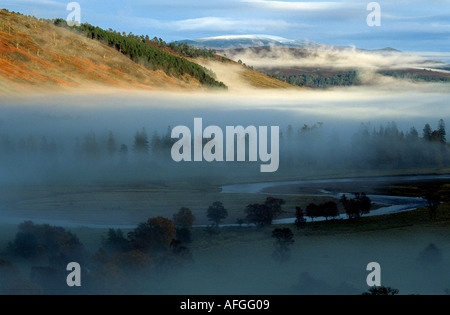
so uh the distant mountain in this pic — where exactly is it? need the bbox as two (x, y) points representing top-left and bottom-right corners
(371, 47), (402, 53)
(177, 35), (402, 54)
(182, 35), (450, 88)
(179, 35), (317, 50)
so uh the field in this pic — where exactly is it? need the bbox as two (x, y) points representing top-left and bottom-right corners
(0, 174), (449, 295)
(0, 183), (337, 227)
(2, 203), (448, 295)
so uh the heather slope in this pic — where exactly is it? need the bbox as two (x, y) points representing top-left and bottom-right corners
(0, 10), (206, 92)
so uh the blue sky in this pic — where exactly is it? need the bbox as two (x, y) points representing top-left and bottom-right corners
(3, 0), (450, 52)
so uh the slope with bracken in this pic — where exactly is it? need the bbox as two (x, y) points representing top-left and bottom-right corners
(0, 10), (220, 94)
(0, 10), (293, 94)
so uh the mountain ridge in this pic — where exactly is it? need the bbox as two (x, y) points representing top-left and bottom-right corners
(177, 35), (402, 53)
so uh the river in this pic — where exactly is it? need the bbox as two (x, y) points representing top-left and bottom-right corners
(0, 174), (448, 228)
(221, 174), (450, 223)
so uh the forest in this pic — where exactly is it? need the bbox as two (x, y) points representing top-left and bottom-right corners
(268, 71), (360, 88)
(168, 41), (218, 60)
(377, 70), (450, 83)
(0, 119), (449, 181)
(51, 19), (227, 89)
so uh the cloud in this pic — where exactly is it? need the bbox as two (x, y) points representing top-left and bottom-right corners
(121, 16), (297, 34)
(2, 0), (65, 8)
(242, 0), (354, 11)
(223, 46), (450, 82)
(383, 13), (450, 23)
(171, 17), (294, 32)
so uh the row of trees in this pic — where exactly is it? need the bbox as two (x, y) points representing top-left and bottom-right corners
(1, 120), (449, 182)
(245, 197), (286, 227)
(169, 42), (217, 60)
(0, 128), (167, 160)
(340, 193), (372, 219)
(305, 201), (339, 221)
(294, 193), (372, 226)
(269, 71), (360, 88)
(351, 120), (448, 169)
(378, 70), (450, 83)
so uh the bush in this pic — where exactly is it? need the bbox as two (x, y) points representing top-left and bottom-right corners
(7, 221), (87, 264)
(246, 197), (285, 227)
(362, 286), (399, 295)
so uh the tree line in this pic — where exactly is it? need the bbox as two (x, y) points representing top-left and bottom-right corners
(269, 71), (360, 88)
(378, 70), (450, 83)
(52, 19), (227, 89)
(350, 119), (448, 169)
(0, 119), (448, 176)
(280, 119), (450, 172)
(169, 41), (217, 60)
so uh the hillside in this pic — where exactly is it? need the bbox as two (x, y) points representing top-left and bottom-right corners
(0, 10), (220, 93)
(194, 58), (294, 90)
(0, 10), (293, 94)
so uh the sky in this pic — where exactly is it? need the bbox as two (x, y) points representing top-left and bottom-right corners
(2, 0), (450, 53)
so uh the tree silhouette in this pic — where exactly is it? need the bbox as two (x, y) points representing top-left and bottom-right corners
(133, 128), (149, 156)
(438, 119), (446, 144)
(82, 132), (99, 158)
(321, 201), (339, 220)
(423, 187), (441, 221)
(305, 203), (319, 221)
(106, 131), (116, 156)
(295, 206), (306, 229)
(207, 201), (228, 228)
(423, 124), (432, 141)
(173, 207), (195, 229)
(340, 193), (371, 219)
(272, 228), (294, 263)
(173, 207), (195, 244)
(362, 286), (399, 295)
(246, 197), (285, 227)
(103, 229), (128, 253)
(128, 217), (176, 254)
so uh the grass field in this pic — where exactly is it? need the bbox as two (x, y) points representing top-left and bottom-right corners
(0, 183), (338, 227)
(0, 169), (449, 295)
(146, 204), (450, 295)
(1, 202), (448, 295)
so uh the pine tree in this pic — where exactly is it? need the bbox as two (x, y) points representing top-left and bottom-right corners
(133, 128), (149, 156)
(423, 124), (432, 141)
(438, 119), (446, 144)
(106, 131), (116, 155)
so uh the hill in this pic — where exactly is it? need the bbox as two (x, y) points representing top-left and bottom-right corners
(0, 11), (294, 94)
(0, 10), (223, 93)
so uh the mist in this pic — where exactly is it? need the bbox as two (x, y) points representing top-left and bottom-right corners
(156, 229), (449, 295)
(1, 86), (450, 185)
(1, 82), (450, 295)
(222, 46), (450, 77)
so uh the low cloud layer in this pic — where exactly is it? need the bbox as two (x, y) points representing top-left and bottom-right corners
(225, 46), (448, 73)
